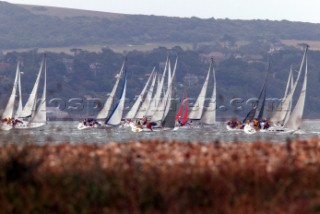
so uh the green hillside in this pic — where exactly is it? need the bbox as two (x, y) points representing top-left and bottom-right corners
(1, 1), (320, 51)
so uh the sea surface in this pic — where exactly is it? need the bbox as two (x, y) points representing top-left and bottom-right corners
(1, 120), (320, 144)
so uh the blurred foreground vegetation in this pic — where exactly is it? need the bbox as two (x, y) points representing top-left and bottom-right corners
(1, 139), (320, 213)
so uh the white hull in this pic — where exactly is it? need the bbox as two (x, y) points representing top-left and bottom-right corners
(264, 126), (294, 134)
(226, 125), (242, 131)
(77, 122), (102, 130)
(14, 122), (45, 129)
(0, 123), (13, 131)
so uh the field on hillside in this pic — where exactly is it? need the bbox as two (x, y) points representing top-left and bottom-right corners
(2, 43), (193, 54)
(282, 39), (320, 50)
(19, 4), (125, 19)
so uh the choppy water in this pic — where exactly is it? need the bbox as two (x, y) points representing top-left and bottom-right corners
(1, 120), (320, 144)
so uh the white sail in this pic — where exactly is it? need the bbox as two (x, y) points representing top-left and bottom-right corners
(201, 64), (216, 124)
(282, 68), (294, 125)
(151, 59), (174, 122)
(285, 55), (308, 130)
(125, 69), (155, 119)
(19, 58), (44, 118)
(1, 63), (20, 119)
(29, 58), (47, 125)
(146, 58), (168, 116)
(163, 58), (178, 121)
(152, 58), (178, 122)
(135, 72), (157, 119)
(1, 62), (20, 130)
(105, 70), (127, 126)
(96, 62), (124, 119)
(270, 48), (307, 125)
(14, 64), (23, 118)
(284, 68), (293, 98)
(188, 63), (211, 120)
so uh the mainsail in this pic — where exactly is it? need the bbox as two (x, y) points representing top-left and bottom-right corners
(242, 63), (270, 122)
(201, 62), (217, 124)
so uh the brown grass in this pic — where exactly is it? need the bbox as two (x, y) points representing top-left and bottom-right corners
(1, 139), (320, 213)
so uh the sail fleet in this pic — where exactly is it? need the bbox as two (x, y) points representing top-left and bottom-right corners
(0, 46), (312, 134)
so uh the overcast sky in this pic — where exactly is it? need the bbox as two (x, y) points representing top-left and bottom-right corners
(6, 0), (320, 23)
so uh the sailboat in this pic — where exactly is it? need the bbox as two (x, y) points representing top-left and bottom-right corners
(77, 60), (126, 130)
(15, 55), (47, 129)
(242, 63), (270, 134)
(188, 58), (217, 126)
(0, 62), (21, 130)
(268, 46), (308, 133)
